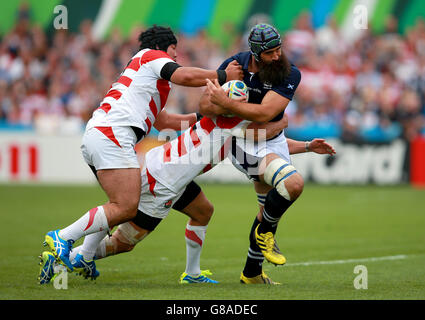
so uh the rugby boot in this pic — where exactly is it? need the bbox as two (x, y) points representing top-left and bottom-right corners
(255, 225), (286, 265)
(240, 271), (281, 284)
(72, 253), (100, 280)
(180, 270), (218, 284)
(44, 229), (74, 271)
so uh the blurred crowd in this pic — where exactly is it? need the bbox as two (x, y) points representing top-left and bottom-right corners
(284, 12), (425, 143)
(0, 5), (424, 142)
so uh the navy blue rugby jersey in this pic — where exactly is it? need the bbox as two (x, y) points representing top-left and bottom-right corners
(218, 51), (301, 122)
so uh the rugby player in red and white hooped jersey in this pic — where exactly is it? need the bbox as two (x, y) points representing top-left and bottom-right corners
(62, 112), (289, 282)
(39, 25), (243, 275)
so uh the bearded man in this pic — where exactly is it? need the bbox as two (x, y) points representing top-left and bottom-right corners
(201, 23), (308, 284)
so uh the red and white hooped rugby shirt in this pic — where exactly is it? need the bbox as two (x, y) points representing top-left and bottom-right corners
(86, 49), (174, 135)
(144, 115), (250, 194)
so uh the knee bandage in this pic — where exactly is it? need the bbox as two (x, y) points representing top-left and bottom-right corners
(263, 158), (297, 201)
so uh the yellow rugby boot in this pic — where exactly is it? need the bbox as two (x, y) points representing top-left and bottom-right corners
(255, 225), (286, 265)
(240, 271), (281, 285)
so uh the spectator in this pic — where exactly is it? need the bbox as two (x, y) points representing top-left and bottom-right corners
(0, 6), (424, 143)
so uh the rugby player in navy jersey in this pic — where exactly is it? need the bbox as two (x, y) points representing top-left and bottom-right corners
(203, 23), (330, 283)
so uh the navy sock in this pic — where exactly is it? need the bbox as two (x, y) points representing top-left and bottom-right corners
(258, 188), (293, 234)
(242, 217), (264, 277)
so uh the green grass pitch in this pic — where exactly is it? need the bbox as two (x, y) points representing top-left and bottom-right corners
(0, 183), (424, 300)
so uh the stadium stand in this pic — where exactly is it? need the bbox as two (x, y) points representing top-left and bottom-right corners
(0, 2), (424, 143)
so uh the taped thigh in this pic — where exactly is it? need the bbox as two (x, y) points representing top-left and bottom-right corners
(114, 221), (149, 246)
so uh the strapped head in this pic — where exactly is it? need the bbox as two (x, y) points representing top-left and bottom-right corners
(248, 23), (282, 61)
(139, 25), (177, 52)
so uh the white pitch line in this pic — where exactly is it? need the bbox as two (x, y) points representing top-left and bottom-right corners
(284, 255), (408, 267)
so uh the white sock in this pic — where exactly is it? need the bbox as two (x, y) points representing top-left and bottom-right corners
(70, 235), (107, 262)
(184, 224), (207, 277)
(94, 235), (108, 259)
(79, 229), (108, 261)
(69, 247), (79, 262)
(59, 206), (109, 242)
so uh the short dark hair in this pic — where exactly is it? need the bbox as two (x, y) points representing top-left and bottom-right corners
(138, 25), (177, 52)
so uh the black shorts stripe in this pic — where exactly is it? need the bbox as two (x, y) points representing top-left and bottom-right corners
(172, 181), (202, 211)
(132, 210), (162, 231)
(88, 165), (98, 180)
(131, 181), (201, 231)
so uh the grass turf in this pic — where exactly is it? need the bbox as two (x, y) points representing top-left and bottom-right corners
(0, 183), (424, 300)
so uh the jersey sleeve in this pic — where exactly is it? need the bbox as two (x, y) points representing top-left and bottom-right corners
(272, 66), (302, 100)
(151, 58), (175, 78)
(217, 55), (239, 71)
(143, 50), (175, 78)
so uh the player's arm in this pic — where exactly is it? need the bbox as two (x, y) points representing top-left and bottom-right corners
(245, 114), (289, 141)
(162, 60), (243, 87)
(199, 56), (244, 116)
(153, 109), (197, 131)
(198, 88), (229, 117)
(206, 79), (289, 122)
(199, 87), (247, 117)
(287, 138), (336, 155)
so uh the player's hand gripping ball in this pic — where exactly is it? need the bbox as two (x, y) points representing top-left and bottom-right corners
(220, 80), (249, 117)
(222, 80), (249, 100)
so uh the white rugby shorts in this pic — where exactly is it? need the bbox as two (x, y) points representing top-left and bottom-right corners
(138, 166), (185, 219)
(81, 126), (140, 170)
(230, 130), (291, 180)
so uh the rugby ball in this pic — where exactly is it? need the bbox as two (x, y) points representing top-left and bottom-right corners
(221, 80), (249, 117)
(222, 80), (249, 100)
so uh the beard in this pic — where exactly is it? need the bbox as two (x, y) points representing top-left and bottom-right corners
(257, 52), (291, 86)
